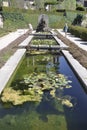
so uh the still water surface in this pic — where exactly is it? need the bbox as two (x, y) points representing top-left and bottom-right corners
(0, 53), (87, 130)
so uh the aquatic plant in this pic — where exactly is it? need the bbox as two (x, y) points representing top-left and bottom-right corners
(1, 72), (73, 107)
(31, 39), (56, 45)
(0, 50), (73, 108)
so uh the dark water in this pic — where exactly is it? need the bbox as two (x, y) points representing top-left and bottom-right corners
(59, 56), (87, 130)
(0, 53), (87, 130)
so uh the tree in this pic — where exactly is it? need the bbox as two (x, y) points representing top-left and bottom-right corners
(0, 0), (3, 13)
(0, 0), (3, 7)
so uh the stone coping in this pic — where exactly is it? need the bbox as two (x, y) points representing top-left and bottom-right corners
(0, 30), (35, 94)
(52, 29), (87, 89)
(0, 29), (28, 51)
(19, 31), (35, 47)
(62, 50), (87, 89)
(0, 49), (26, 94)
(51, 30), (68, 48)
(1, 29), (87, 95)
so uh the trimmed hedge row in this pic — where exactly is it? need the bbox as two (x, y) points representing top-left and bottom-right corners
(69, 25), (87, 41)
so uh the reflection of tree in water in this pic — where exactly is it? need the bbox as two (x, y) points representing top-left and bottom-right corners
(1, 52), (77, 123)
(36, 84), (76, 122)
(36, 97), (64, 122)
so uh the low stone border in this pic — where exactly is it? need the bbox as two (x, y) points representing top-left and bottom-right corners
(0, 30), (35, 94)
(62, 50), (87, 89)
(0, 49), (26, 94)
(19, 31), (35, 47)
(51, 30), (68, 48)
(1, 29), (87, 94)
(52, 29), (87, 89)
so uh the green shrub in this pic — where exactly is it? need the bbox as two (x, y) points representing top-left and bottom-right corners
(76, 6), (85, 11)
(69, 25), (87, 41)
(0, 7), (86, 36)
(3, 12), (24, 21)
(72, 14), (83, 25)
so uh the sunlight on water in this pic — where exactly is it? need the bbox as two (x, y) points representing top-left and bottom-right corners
(0, 52), (86, 130)
(0, 53), (70, 130)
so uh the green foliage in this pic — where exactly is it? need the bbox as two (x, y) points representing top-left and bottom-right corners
(48, 14), (65, 28)
(66, 11), (77, 23)
(45, 1), (58, 5)
(0, 0), (2, 6)
(31, 39), (56, 45)
(69, 25), (87, 41)
(0, 7), (86, 35)
(72, 14), (83, 25)
(1, 71), (72, 107)
(61, 0), (76, 10)
(76, 6), (85, 11)
(35, 0), (45, 9)
(3, 12), (24, 21)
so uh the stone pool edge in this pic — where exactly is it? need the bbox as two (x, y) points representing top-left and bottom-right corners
(52, 30), (87, 89)
(62, 50), (87, 89)
(0, 30), (87, 94)
(0, 49), (26, 94)
(0, 31), (35, 94)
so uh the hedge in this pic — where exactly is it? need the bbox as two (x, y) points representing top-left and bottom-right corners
(69, 25), (87, 41)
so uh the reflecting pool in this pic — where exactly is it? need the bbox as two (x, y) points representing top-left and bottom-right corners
(0, 52), (87, 130)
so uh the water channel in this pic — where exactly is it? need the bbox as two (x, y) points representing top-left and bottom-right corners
(0, 37), (87, 130)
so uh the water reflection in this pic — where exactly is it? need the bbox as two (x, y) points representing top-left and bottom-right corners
(0, 53), (87, 130)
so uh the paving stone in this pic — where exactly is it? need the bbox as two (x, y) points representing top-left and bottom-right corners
(0, 29), (28, 51)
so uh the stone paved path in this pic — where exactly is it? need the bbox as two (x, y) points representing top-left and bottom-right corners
(57, 29), (87, 52)
(0, 29), (28, 51)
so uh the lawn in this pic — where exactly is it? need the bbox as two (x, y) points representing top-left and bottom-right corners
(0, 7), (86, 36)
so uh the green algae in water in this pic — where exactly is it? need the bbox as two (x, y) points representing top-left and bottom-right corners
(0, 52), (74, 130)
(1, 71), (73, 107)
(0, 109), (67, 130)
(31, 39), (57, 45)
(0, 100), (67, 130)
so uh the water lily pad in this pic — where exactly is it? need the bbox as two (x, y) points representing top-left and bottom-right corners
(50, 89), (56, 97)
(1, 72), (73, 106)
(62, 99), (73, 107)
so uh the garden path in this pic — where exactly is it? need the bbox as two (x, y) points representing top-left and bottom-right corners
(57, 29), (87, 52)
(0, 29), (28, 51)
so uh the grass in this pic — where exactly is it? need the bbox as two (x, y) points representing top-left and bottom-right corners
(0, 7), (87, 38)
(0, 7), (86, 36)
